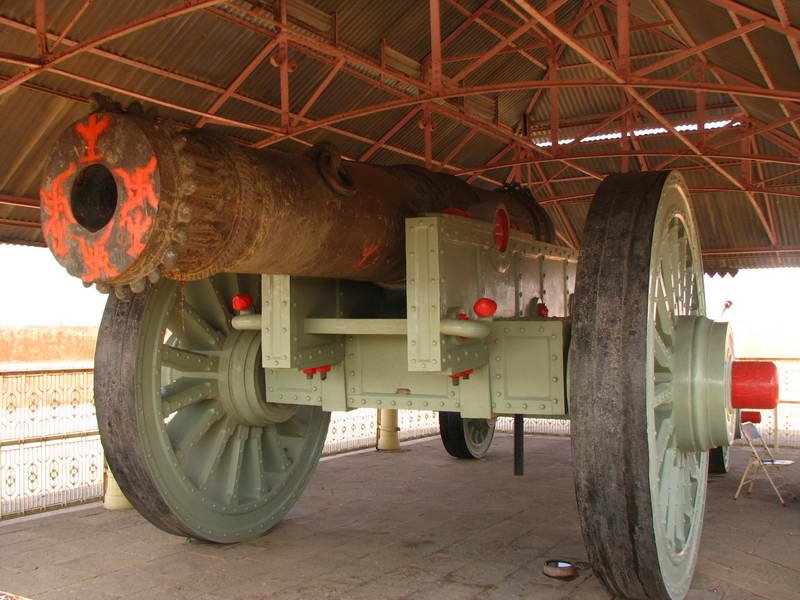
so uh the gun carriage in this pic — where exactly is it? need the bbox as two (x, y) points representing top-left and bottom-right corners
(40, 106), (779, 600)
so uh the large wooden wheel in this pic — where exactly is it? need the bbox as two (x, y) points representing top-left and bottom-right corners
(570, 172), (733, 600)
(95, 274), (329, 543)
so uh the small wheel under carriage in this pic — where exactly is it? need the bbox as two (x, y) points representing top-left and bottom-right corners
(439, 412), (496, 459)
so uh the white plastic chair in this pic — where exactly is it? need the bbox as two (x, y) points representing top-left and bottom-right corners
(735, 422), (796, 506)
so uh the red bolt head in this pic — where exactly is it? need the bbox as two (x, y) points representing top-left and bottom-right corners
(232, 294), (253, 312)
(473, 297), (497, 318)
(317, 365), (332, 373)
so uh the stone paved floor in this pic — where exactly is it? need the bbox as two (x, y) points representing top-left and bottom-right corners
(0, 435), (798, 600)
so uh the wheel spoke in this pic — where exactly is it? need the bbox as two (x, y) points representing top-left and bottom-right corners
(660, 257), (677, 317)
(195, 417), (236, 488)
(655, 417), (674, 475)
(221, 426), (249, 504)
(207, 275), (234, 333)
(161, 379), (217, 417)
(664, 453), (683, 543)
(161, 346), (217, 372)
(655, 283), (675, 340)
(264, 424), (288, 472)
(653, 329), (673, 372)
(244, 427), (269, 497)
(169, 401), (225, 462)
(654, 382), (672, 409)
(169, 301), (224, 350)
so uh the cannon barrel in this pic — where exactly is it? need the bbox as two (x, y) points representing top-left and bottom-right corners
(40, 110), (554, 289)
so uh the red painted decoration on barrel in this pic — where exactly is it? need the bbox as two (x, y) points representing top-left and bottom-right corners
(731, 360), (779, 410)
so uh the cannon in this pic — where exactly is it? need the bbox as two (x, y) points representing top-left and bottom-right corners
(40, 107), (779, 600)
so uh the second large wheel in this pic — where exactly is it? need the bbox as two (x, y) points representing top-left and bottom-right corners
(571, 172), (724, 600)
(439, 412), (496, 459)
(95, 274), (330, 543)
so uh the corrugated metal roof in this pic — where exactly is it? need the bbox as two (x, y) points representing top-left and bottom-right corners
(0, 0), (797, 270)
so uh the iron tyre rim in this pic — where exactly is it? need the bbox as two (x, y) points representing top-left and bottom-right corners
(570, 171), (708, 600)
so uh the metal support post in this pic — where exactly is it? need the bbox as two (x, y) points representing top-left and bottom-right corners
(514, 414), (524, 476)
(104, 464), (132, 510)
(377, 408), (401, 451)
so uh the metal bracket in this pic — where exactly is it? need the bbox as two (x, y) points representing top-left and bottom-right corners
(488, 319), (568, 416)
(261, 275), (344, 370)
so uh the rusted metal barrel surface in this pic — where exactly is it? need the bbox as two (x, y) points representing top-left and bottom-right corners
(40, 110), (554, 288)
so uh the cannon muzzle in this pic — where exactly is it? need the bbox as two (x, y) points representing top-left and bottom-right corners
(40, 110), (554, 290)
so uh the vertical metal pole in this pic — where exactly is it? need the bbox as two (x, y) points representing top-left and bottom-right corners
(377, 409), (400, 451)
(514, 414), (524, 476)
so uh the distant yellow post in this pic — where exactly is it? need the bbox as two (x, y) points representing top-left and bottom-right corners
(104, 464), (132, 510)
(377, 408), (400, 451)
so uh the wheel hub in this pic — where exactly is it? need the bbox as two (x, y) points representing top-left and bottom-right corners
(218, 330), (295, 425)
(672, 316), (734, 452)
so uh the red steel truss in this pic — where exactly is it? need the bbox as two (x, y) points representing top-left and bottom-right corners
(0, 0), (798, 256)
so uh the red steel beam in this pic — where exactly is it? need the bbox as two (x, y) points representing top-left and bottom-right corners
(429, 0), (443, 90)
(467, 143), (515, 183)
(0, 195), (39, 208)
(455, 150), (800, 175)
(0, 52), (41, 67)
(359, 107), (423, 161)
(50, 0), (92, 53)
(634, 19), (766, 77)
(0, 217), (40, 229)
(510, 0), (778, 244)
(728, 11), (800, 140)
(440, 129), (478, 167)
(196, 36), (281, 128)
(519, 0), (596, 127)
(451, 14), (544, 83)
(439, 0), (494, 54)
(704, 0), (800, 42)
(771, 0), (800, 69)
(444, 0), (547, 70)
(48, 67), (282, 134)
(441, 21), (674, 65)
(291, 57), (345, 127)
(276, 0), (290, 132)
(0, 0), (226, 97)
(537, 186), (800, 205)
(617, 0), (630, 77)
(702, 245), (800, 257)
(34, 0), (48, 59)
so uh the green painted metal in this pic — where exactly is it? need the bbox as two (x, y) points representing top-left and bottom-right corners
(405, 214), (577, 374)
(645, 177), (709, 598)
(488, 320), (568, 416)
(463, 418), (496, 457)
(261, 275), (344, 370)
(255, 212), (575, 420)
(135, 274), (329, 542)
(671, 316), (734, 452)
(264, 320), (566, 419)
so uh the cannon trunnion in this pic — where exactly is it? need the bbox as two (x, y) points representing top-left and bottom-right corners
(40, 110), (780, 600)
